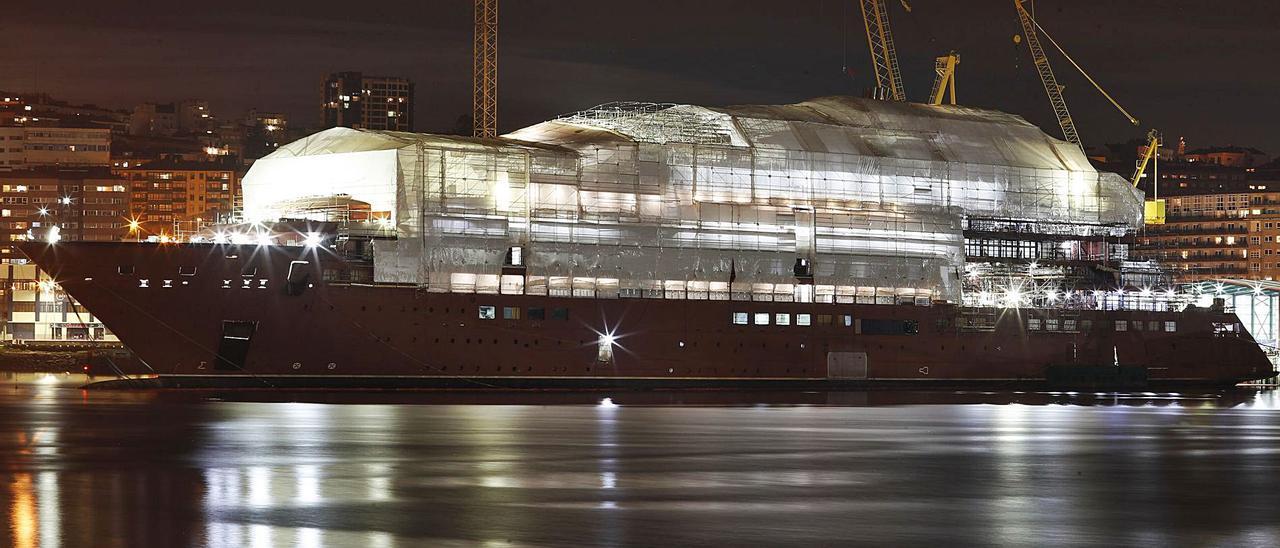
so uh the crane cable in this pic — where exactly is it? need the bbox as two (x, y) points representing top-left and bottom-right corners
(1026, 12), (1140, 126)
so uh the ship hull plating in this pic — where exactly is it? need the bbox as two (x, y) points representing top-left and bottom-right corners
(21, 242), (1275, 390)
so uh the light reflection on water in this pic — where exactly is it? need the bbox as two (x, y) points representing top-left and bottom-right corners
(1, 372), (1280, 547)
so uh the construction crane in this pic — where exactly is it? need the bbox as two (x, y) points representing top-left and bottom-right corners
(1012, 0), (1078, 147)
(859, 0), (907, 101)
(1132, 129), (1165, 225)
(1012, 0), (1141, 151)
(472, 0), (498, 138)
(928, 52), (959, 106)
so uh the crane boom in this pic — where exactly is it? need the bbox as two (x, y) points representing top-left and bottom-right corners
(1131, 130), (1160, 188)
(859, 0), (906, 101)
(1012, 0), (1079, 147)
(472, 0), (498, 138)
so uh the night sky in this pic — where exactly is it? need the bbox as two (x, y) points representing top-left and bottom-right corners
(3, 1), (1278, 154)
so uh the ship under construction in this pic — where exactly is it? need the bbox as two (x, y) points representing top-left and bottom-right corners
(23, 97), (1273, 388)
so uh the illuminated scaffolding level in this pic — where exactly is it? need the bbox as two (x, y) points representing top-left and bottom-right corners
(242, 96), (1143, 303)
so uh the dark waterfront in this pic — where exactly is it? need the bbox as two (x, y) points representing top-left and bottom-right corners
(3, 373), (1280, 547)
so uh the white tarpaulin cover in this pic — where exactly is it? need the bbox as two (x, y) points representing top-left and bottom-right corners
(242, 97), (1143, 302)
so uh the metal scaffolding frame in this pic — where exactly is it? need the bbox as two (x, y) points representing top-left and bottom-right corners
(243, 97), (1144, 304)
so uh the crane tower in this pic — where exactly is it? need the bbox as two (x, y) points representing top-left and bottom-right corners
(473, 0), (498, 138)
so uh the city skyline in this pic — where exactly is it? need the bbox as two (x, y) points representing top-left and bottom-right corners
(1, 1), (1277, 153)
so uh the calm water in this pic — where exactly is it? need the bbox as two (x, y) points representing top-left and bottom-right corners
(3, 373), (1280, 547)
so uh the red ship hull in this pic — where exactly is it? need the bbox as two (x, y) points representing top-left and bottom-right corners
(20, 242), (1275, 389)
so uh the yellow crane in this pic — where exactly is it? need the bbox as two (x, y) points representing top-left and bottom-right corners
(1012, 0), (1140, 150)
(1132, 130), (1165, 225)
(472, 0), (498, 138)
(1011, 0), (1079, 146)
(859, 0), (907, 101)
(929, 52), (959, 106)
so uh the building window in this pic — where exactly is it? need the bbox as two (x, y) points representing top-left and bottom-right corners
(1045, 318), (1059, 331)
(1063, 319), (1077, 331)
(1115, 320), (1127, 332)
(1027, 318), (1041, 331)
(478, 306), (495, 320)
(528, 307), (545, 320)
(732, 312), (749, 325)
(1164, 321), (1177, 332)
(775, 313), (791, 326)
(753, 313), (770, 326)
(502, 307), (520, 320)
(796, 313), (812, 326)
(816, 314), (833, 326)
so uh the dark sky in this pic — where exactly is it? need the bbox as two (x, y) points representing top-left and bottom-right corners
(3, 1), (1278, 153)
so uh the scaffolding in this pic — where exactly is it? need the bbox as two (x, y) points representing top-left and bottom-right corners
(242, 96), (1144, 303)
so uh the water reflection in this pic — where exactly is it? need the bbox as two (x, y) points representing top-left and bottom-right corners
(2, 372), (1280, 546)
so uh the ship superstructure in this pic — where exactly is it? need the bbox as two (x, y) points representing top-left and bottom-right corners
(243, 96), (1142, 305)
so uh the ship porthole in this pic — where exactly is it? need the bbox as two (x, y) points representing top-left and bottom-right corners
(327, 363), (336, 370)
(292, 362), (301, 370)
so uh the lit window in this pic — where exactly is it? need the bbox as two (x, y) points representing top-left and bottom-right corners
(732, 312), (749, 325)
(1063, 319), (1077, 331)
(478, 306), (495, 320)
(842, 315), (853, 327)
(796, 313), (812, 326)
(1164, 321), (1177, 332)
(775, 313), (791, 326)
(1115, 320), (1127, 332)
(502, 307), (520, 320)
(1045, 318), (1059, 331)
(753, 313), (769, 326)
(1027, 318), (1041, 331)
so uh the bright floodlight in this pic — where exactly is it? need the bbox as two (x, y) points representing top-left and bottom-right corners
(46, 225), (60, 244)
(1003, 288), (1023, 308)
(212, 232), (228, 244)
(37, 207), (49, 216)
(599, 333), (616, 347)
(256, 232), (274, 246)
(303, 232), (323, 247)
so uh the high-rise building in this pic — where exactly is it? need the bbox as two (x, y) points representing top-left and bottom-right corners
(128, 103), (178, 136)
(0, 167), (128, 343)
(322, 72), (414, 131)
(0, 126), (111, 170)
(114, 160), (239, 236)
(1, 262), (119, 343)
(0, 167), (130, 258)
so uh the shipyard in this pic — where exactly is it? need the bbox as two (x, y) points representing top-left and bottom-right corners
(3, 1), (1280, 546)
